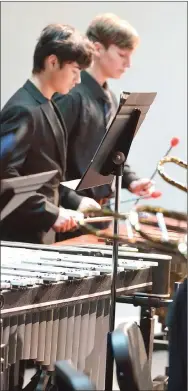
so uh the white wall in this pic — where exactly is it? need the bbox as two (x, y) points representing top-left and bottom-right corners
(1, 1), (187, 211)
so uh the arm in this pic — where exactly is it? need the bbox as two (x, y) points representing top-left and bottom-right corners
(122, 164), (155, 196)
(59, 185), (100, 212)
(1, 106), (35, 178)
(122, 163), (140, 189)
(1, 105), (59, 231)
(59, 186), (83, 210)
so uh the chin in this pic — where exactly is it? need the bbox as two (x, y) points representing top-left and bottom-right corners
(109, 72), (123, 79)
(116, 71), (125, 78)
(64, 85), (75, 94)
(58, 87), (69, 95)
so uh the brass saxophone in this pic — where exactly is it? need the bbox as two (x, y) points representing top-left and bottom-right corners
(158, 156), (187, 192)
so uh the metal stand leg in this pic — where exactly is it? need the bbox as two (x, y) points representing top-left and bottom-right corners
(105, 161), (124, 391)
(139, 306), (155, 371)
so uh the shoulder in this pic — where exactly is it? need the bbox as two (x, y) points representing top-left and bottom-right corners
(53, 86), (83, 110)
(0, 92), (37, 137)
(2, 89), (30, 114)
(1, 86), (39, 120)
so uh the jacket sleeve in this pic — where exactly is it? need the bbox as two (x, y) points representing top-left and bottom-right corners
(122, 163), (140, 189)
(59, 185), (83, 210)
(0, 105), (59, 231)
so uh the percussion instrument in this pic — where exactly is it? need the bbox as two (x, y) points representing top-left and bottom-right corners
(0, 241), (169, 390)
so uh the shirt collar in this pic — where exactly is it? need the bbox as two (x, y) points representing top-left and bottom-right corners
(23, 79), (49, 104)
(81, 70), (111, 103)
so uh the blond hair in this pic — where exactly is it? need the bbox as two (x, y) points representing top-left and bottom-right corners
(86, 13), (139, 50)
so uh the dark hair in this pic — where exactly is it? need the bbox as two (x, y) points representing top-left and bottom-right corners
(86, 13), (139, 50)
(33, 24), (94, 73)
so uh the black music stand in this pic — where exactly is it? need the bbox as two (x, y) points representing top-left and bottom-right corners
(76, 91), (156, 391)
(0, 170), (58, 220)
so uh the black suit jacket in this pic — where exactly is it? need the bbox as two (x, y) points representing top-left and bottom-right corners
(167, 279), (187, 391)
(0, 80), (72, 244)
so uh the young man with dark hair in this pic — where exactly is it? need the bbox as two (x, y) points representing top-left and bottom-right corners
(54, 14), (155, 221)
(0, 24), (94, 244)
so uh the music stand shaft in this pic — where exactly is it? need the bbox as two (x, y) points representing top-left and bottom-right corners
(110, 164), (123, 331)
(105, 163), (124, 391)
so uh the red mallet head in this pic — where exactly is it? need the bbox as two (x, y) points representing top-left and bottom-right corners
(151, 191), (162, 198)
(170, 137), (179, 147)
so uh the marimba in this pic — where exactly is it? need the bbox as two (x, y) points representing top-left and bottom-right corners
(0, 241), (170, 390)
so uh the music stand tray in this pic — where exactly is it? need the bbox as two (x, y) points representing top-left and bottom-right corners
(0, 170), (58, 221)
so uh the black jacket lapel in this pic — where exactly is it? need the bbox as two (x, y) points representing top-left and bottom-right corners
(24, 79), (68, 172)
(41, 101), (67, 171)
(23, 80), (48, 105)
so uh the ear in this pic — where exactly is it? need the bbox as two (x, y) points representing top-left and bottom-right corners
(92, 41), (104, 57)
(47, 54), (58, 69)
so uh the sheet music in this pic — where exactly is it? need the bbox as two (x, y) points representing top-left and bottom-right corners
(60, 179), (81, 190)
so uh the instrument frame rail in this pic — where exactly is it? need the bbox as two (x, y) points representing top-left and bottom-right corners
(1, 267), (152, 318)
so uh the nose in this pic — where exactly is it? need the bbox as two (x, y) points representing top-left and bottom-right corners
(123, 56), (131, 69)
(127, 57), (131, 68)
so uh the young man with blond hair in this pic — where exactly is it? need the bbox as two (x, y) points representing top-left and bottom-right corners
(54, 14), (154, 231)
